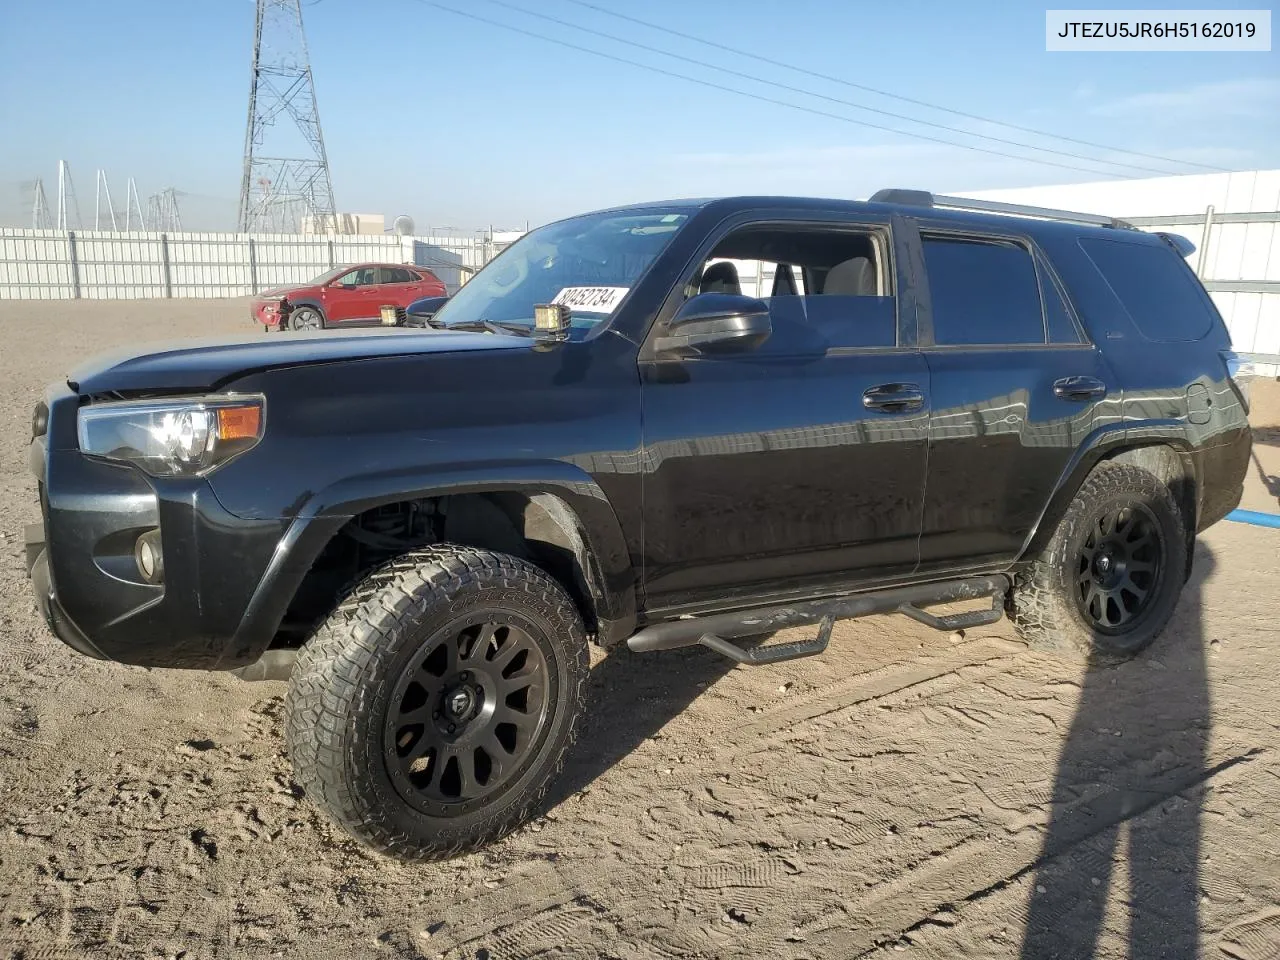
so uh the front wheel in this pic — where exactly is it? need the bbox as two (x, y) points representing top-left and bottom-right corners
(289, 306), (324, 330)
(1009, 463), (1187, 662)
(285, 545), (588, 860)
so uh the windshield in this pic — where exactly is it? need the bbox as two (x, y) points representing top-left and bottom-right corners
(433, 210), (690, 330)
(306, 266), (348, 285)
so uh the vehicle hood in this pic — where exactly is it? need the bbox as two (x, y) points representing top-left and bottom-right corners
(254, 284), (307, 300)
(68, 329), (527, 394)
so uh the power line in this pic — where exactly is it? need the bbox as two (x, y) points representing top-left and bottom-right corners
(562, 0), (1230, 174)
(417, 1), (1135, 180)
(484, 0), (1181, 178)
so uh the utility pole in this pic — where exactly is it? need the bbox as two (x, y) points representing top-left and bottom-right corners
(56, 160), (81, 230)
(238, 0), (338, 234)
(95, 169), (119, 230)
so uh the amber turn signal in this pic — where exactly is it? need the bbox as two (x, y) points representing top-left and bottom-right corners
(217, 405), (262, 441)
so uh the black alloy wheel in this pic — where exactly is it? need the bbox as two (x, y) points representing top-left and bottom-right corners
(1074, 502), (1163, 634)
(384, 618), (550, 817)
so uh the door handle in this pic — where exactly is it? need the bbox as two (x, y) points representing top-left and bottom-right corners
(1053, 376), (1107, 401)
(863, 383), (925, 412)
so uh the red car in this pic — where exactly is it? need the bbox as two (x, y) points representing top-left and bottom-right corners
(251, 263), (448, 331)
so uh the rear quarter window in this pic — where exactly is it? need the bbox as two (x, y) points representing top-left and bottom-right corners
(1079, 237), (1215, 342)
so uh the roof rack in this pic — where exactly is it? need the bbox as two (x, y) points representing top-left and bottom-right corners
(869, 188), (1136, 230)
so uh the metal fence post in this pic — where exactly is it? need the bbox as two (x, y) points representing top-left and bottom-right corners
(1196, 205), (1215, 278)
(327, 239), (334, 269)
(160, 233), (172, 298)
(67, 230), (81, 299)
(248, 236), (259, 294)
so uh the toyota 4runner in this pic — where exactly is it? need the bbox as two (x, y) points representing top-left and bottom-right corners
(24, 191), (1254, 860)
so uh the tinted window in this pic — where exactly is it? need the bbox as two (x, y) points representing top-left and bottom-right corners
(1041, 266), (1083, 343)
(768, 295), (896, 349)
(1080, 238), (1214, 341)
(922, 236), (1045, 345)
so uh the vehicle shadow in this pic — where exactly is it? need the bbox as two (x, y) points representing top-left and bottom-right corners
(542, 639), (756, 809)
(1019, 545), (1215, 959)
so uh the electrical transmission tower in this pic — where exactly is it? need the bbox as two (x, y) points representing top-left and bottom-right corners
(238, 0), (338, 234)
(56, 160), (82, 230)
(30, 179), (51, 228)
(147, 188), (183, 231)
(95, 170), (119, 230)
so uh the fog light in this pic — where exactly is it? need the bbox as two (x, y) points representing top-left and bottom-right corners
(134, 530), (164, 584)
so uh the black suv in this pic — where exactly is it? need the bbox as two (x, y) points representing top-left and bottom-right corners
(25, 191), (1253, 860)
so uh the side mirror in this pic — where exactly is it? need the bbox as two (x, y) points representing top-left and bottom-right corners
(653, 293), (772, 358)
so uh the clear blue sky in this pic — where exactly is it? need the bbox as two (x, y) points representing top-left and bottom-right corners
(1, 0), (1277, 231)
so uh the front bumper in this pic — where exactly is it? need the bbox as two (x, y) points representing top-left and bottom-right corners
(27, 541), (107, 661)
(26, 386), (292, 670)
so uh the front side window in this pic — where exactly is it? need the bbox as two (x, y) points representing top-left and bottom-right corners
(432, 210), (690, 330)
(335, 267), (376, 287)
(922, 235), (1046, 346)
(693, 223), (895, 349)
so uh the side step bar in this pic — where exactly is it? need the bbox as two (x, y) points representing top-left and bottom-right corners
(627, 575), (1010, 665)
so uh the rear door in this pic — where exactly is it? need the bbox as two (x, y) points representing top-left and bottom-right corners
(913, 224), (1120, 572)
(382, 266), (424, 307)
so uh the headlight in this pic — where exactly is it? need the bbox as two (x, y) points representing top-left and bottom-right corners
(77, 396), (265, 476)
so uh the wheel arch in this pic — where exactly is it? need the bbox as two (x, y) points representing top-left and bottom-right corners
(286, 299), (326, 322)
(231, 463), (638, 661)
(1019, 422), (1199, 569)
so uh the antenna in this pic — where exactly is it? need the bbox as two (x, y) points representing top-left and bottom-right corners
(238, 0), (339, 233)
(56, 160), (82, 230)
(94, 170), (119, 231)
(31, 178), (51, 228)
(125, 178), (145, 230)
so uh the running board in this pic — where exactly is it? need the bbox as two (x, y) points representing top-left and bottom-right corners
(627, 575), (1010, 665)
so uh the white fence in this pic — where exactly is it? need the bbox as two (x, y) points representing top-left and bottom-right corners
(0, 229), (502, 299)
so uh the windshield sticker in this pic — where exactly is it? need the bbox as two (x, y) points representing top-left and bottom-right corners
(551, 286), (629, 314)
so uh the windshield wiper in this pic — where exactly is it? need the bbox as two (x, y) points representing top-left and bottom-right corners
(429, 318), (534, 337)
(483, 320), (536, 337)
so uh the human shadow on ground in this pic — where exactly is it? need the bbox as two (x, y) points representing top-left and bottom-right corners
(1019, 545), (1219, 959)
(1250, 449), (1279, 505)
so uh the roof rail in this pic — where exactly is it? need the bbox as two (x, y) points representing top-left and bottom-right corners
(868, 188), (1136, 230)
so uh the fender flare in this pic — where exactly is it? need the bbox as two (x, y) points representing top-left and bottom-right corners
(229, 460), (637, 660)
(1017, 420), (1198, 563)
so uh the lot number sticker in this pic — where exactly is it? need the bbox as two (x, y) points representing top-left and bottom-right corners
(552, 286), (629, 314)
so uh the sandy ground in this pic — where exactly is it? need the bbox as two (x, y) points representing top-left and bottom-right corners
(1, 299), (1279, 960)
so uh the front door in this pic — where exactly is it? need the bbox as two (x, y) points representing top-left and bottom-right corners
(324, 266), (381, 322)
(913, 226), (1120, 571)
(638, 217), (930, 613)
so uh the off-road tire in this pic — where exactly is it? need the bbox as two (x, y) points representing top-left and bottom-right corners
(289, 306), (324, 330)
(285, 544), (589, 860)
(1009, 462), (1187, 662)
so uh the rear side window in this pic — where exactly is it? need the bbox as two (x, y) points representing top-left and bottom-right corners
(1079, 238), (1213, 341)
(921, 235), (1046, 345)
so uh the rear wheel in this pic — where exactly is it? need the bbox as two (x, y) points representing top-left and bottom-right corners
(285, 545), (588, 860)
(1009, 463), (1186, 661)
(289, 306), (324, 330)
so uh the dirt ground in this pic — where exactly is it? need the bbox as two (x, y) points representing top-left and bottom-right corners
(1, 299), (1279, 960)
